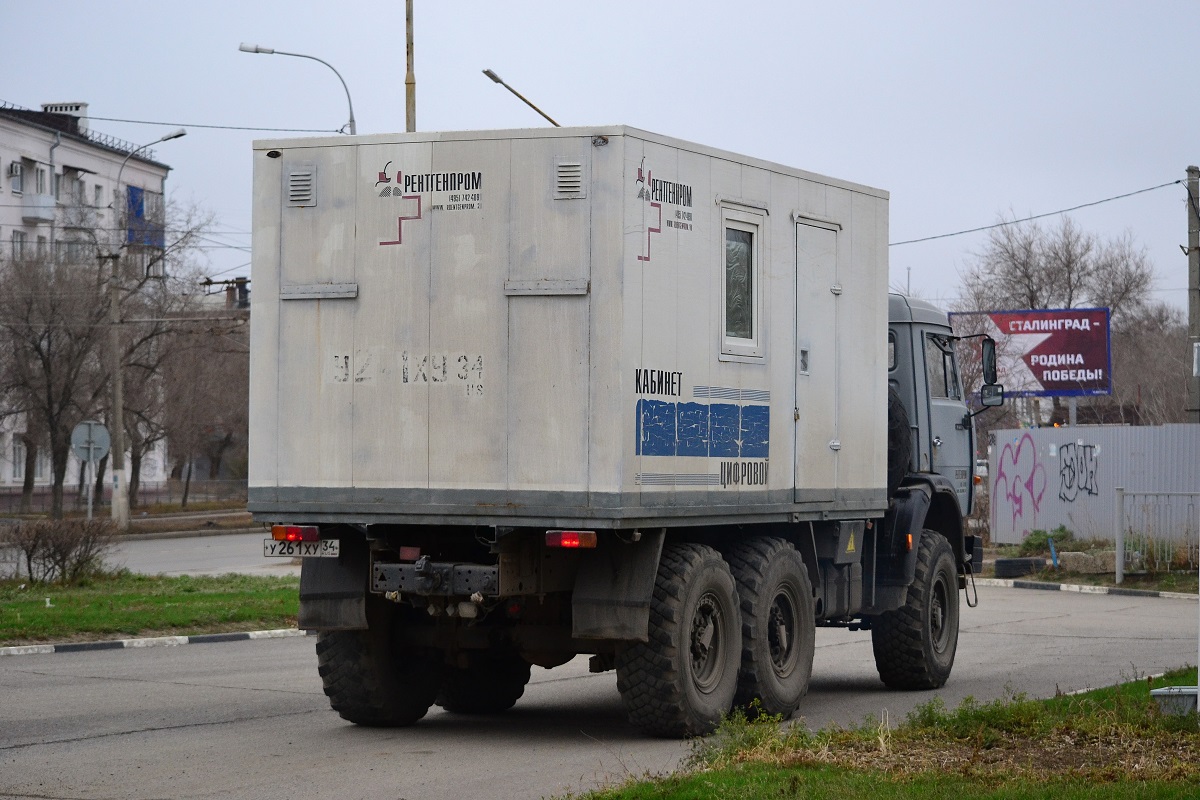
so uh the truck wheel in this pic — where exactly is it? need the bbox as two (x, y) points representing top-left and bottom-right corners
(869, 531), (959, 689)
(316, 605), (441, 726)
(726, 538), (815, 718)
(887, 386), (912, 498)
(615, 542), (741, 737)
(437, 653), (532, 714)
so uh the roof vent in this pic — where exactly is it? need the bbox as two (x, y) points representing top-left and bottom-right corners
(287, 164), (316, 207)
(555, 160), (585, 199)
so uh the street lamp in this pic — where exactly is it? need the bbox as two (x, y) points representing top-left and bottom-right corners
(239, 43), (357, 135)
(106, 127), (187, 530)
(482, 69), (560, 127)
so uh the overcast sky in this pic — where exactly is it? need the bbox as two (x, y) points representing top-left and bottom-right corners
(4, 1), (1195, 312)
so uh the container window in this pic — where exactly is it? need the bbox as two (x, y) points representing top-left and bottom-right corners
(725, 228), (754, 338)
(720, 205), (766, 358)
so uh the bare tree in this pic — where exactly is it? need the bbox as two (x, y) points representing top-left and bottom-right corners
(0, 248), (109, 517)
(0, 197), (213, 518)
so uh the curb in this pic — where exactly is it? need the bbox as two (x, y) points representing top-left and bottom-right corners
(975, 577), (1196, 601)
(0, 628), (315, 658)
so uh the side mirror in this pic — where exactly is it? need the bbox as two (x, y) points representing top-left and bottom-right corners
(980, 383), (1004, 407)
(981, 336), (998, 385)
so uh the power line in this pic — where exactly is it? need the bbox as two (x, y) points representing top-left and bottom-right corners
(889, 180), (1182, 246)
(84, 114), (340, 134)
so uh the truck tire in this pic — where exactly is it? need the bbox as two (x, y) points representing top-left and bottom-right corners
(726, 538), (815, 718)
(993, 557), (1045, 578)
(437, 653), (532, 714)
(615, 542), (741, 737)
(315, 606), (441, 726)
(887, 386), (912, 499)
(869, 530), (959, 690)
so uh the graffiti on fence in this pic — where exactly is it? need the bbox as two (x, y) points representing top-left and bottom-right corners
(992, 432), (1047, 538)
(1057, 442), (1099, 502)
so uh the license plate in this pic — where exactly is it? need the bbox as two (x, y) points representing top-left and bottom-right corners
(263, 538), (340, 558)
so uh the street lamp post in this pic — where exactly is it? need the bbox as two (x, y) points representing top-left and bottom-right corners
(106, 128), (186, 530)
(239, 43), (357, 135)
(482, 69), (560, 127)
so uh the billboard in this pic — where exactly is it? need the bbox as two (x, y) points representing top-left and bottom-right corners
(950, 307), (1112, 398)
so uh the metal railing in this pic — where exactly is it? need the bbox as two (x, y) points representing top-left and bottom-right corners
(1114, 488), (1200, 584)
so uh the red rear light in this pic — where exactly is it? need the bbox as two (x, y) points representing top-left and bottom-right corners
(272, 525), (319, 542)
(545, 530), (597, 549)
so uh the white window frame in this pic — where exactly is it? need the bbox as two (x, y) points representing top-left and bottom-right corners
(12, 438), (24, 481)
(10, 161), (23, 194)
(719, 204), (767, 360)
(36, 167), (47, 195)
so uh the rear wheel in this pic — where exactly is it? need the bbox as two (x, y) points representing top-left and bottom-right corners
(726, 538), (815, 717)
(316, 601), (441, 726)
(616, 542), (741, 737)
(437, 651), (532, 714)
(869, 531), (959, 689)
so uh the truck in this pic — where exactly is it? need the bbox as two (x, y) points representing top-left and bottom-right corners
(248, 125), (1002, 737)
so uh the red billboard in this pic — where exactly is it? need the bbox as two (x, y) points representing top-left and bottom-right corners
(950, 307), (1112, 397)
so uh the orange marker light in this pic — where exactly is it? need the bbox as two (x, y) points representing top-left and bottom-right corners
(905, 533), (913, 552)
(545, 530), (598, 549)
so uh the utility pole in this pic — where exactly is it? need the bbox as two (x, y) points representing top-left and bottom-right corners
(1188, 166), (1200, 423)
(405, 0), (416, 132)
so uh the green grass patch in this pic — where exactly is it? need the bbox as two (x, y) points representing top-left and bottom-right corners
(0, 572), (299, 645)
(573, 669), (1200, 799)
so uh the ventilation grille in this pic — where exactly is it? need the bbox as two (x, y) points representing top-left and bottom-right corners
(287, 164), (316, 207)
(555, 161), (584, 199)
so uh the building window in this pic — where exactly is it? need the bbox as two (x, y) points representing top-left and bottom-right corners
(10, 161), (23, 193)
(720, 204), (767, 359)
(37, 235), (47, 257)
(12, 230), (27, 259)
(12, 439), (24, 481)
(36, 167), (47, 195)
(94, 184), (103, 207)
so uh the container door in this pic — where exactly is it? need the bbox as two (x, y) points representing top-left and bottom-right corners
(794, 221), (839, 502)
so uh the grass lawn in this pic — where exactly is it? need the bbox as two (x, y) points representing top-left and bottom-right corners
(0, 572), (299, 645)
(574, 668), (1200, 799)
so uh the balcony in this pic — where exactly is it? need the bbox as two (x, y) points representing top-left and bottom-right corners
(22, 193), (55, 224)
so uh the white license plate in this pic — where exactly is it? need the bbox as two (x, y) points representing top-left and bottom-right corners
(263, 538), (340, 558)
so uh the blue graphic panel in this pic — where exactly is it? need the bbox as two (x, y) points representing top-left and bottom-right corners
(676, 403), (710, 457)
(636, 399), (678, 456)
(740, 405), (770, 457)
(635, 400), (770, 458)
(709, 403), (741, 457)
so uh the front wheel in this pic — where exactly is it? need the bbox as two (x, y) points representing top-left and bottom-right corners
(437, 651), (531, 714)
(616, 542), (741, 737)
(869, 530), (960, 689)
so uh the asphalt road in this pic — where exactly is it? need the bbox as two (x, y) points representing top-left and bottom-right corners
(2, 584), (1197, 800)
(111, 531), (300, 578)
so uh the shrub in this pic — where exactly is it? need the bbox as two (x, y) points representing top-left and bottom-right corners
(1019, 525), (1073, 556)
(5, 519), (116, 584)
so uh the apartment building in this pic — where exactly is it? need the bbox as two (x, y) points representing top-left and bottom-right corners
(0, 100), (173, 491)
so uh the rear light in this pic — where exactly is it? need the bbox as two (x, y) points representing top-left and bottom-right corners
(545, 530), (598, 549)
(272, 525), (319, 542)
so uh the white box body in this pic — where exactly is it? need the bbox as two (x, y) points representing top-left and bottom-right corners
(248, 126), (889, 527)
